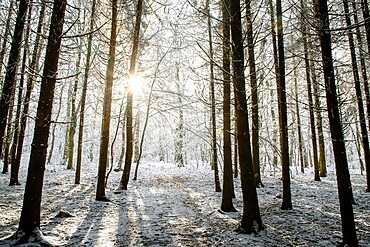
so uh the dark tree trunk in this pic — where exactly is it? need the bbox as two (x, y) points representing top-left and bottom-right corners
(96, 0), (118, 201)
(230, 0), (263, 233)
(245, 0), (262, 188)
(9, 3), (32, 185)
(276, 0), (292, 210)
(16, 0), (67, 242)
(75, 0), (96, 184)
(120, 0), (143, 190)
(11, 1), (46, 185)
(0, 0), (29, 160)
(313, 0), (358, 245)
(268, 0), (279, 173)
(221, 0), (236, 212)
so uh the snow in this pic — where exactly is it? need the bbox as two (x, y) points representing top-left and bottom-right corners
(0, 161), (369, 246)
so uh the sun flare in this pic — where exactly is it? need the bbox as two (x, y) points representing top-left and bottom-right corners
(128, 75), (144, 95)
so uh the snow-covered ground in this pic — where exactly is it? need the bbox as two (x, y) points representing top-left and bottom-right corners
(0, 161), (369, 246)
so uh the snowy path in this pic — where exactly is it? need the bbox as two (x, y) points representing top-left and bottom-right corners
(0, 162), (369, 246)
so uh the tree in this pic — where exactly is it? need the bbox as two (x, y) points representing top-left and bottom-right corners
(313, 0), (358, 245)
(343, 0), (370, 192)
(0, 0), (30, 161)
(75, 0), (97, 184)
(11, 0), (67, 243)
(9, 1), (46, 186)
(206, 0), (221, 192)
(119, 0), (144, 190)
(230, 0), (263, 233)
(245, 0), (262, 187)
(221, 0), (236, 212)
(276, 0), (292, 210)
(0, 0), (15, 78)
(9, 2), (32, 184)
(96, 0), (118, 201)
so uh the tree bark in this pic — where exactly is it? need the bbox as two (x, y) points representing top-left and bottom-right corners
(0, 0), (29, 160)
(313, 0), (358, 245)
(276, 0), (292, 210)
(16, 0), (67, 241)
(230, 0), (263, 233)
(221, 0), (236, 212)
(96, 0), (118, 201)
(206, 0), (221, 192)
(120, 0), (143, 190)
(245, 0), (262, 187)
(9, 3), (32, 184)
(75, 0), (97, 184)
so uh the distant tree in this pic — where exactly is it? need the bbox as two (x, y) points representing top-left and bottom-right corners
(245, 0), (262, 187)
(276, 0), (292, 210)
(119, 0), (144, 190)
(206, 0), (221, 192)
(0, 0), (15, 78)
(343, 0), (370, 192)
(9, 3), (32, 185)
(230, 0), (263, 233)
(221, 0), (236, 212)
(12, 0), (67, 243)
(75, 0), (97, 184)
(300, 0), (320, 180)
(0, 0), (30, 162)
(313, 0), (358, 245)
(96, 0), (118, 201)
(10, 1), (46, 186)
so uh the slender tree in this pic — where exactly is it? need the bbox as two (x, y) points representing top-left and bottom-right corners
(206, 0), (221, 192)
(0, 0), (30, 159)
(75, 0), (97, 184)
(313, 0), (358, 245)
(96, 0), (118, 201)
(9, 3), (32, 184)
(13, 0), (67, 243)
(221, 0), (236, 212)
(230, 0), (263, 233)
(276, 0), (292, 210)
(343, 0), (370, 193)
(10, 1), (46, 185)
(0, 0), (15, 78)
(245, 0), (262, 187)
(119, 0), (143, 190)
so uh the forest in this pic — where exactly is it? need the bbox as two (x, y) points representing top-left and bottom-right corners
(0, 0), (369, 246)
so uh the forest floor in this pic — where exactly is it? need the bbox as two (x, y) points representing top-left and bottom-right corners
(0, 160), (369, 246)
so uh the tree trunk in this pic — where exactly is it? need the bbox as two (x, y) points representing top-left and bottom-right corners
(313, 0), (358, 245)
(75, 0), (97, 184)
(120, 0), (143, 190)
(11, 1), (46, 185)
(268, 0), (279, 173)
(276, 0), (292, 210)
(9, 3), (32, 184)
(96, 0), (118, 201)
(0, 0), (29, 160)
(206, 0), (221, 192)
(15, 0), (67, 242)
(343, 0), (370, 193)
(0, 0), (15, 78)
(67, 37), (82, 170)
(230, 0), (263, 233)
(221, 0), (236, 212)
(133, 111), (140, 163)
(293, 58), (305, 174)
(245, 0), (262, 187)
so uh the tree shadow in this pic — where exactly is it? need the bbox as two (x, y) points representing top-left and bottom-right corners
(68, 200), (109, 246)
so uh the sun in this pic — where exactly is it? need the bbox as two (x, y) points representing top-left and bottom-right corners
(128, 75), (144, 95)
